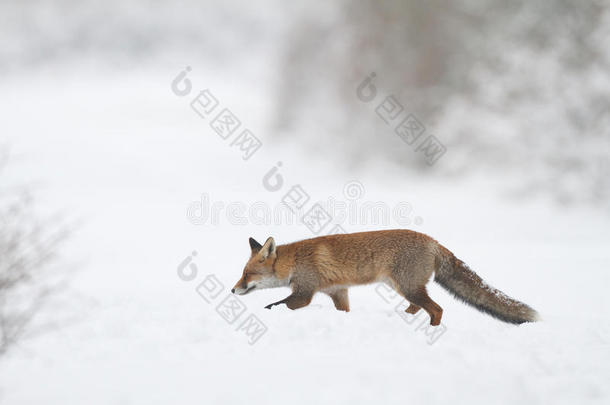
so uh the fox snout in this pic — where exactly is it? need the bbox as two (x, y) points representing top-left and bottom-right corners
(231, 277), (255, 295)
(232, 286), (255, 295)
(232, 272), (284, 295)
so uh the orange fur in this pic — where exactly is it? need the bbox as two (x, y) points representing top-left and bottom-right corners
(232, 230), (538, 325)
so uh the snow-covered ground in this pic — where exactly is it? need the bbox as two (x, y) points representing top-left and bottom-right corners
(0, 66), (609, 404)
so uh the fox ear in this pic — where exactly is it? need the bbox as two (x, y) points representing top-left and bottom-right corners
(249, 237), (262, 253)
(260, 237), (276, 260)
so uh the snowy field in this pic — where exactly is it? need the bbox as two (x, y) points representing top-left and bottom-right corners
(0, 65), (608, 405)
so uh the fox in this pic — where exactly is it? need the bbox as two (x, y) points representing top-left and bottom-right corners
(231, 230), (539, 325)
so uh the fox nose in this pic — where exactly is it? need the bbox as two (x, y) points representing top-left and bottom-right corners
(231, 288), (235, 294)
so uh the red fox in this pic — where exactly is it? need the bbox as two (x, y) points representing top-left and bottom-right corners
(231, 230), (539, 325)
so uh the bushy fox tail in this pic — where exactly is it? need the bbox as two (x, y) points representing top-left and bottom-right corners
(434, 247), (539, 324)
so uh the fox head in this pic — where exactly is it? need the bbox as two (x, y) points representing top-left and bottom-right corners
(231, 236), (286, 295)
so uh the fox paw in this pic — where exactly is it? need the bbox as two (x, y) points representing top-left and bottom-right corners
(405, 304), (421, 315)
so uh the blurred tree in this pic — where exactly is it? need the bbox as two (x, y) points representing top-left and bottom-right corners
(273, 0), (610, 206)
(0, 154), (70, 356)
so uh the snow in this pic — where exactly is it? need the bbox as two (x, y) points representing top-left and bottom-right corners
(0, 63), (609, 405)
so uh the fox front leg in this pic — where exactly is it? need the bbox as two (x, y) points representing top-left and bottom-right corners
(328, 288), (350, 312)
(265, 292), (313, 310)
(264, 297), (288, 310)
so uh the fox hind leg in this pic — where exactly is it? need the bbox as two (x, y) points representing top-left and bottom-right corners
(384, 278), (421, 315)
(390, 258), (442, 325)
(390, 274), (442, 325)
(405, 303), (421, 315)
(327, 288), (350, 312)
(405, 288), (443, 326)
